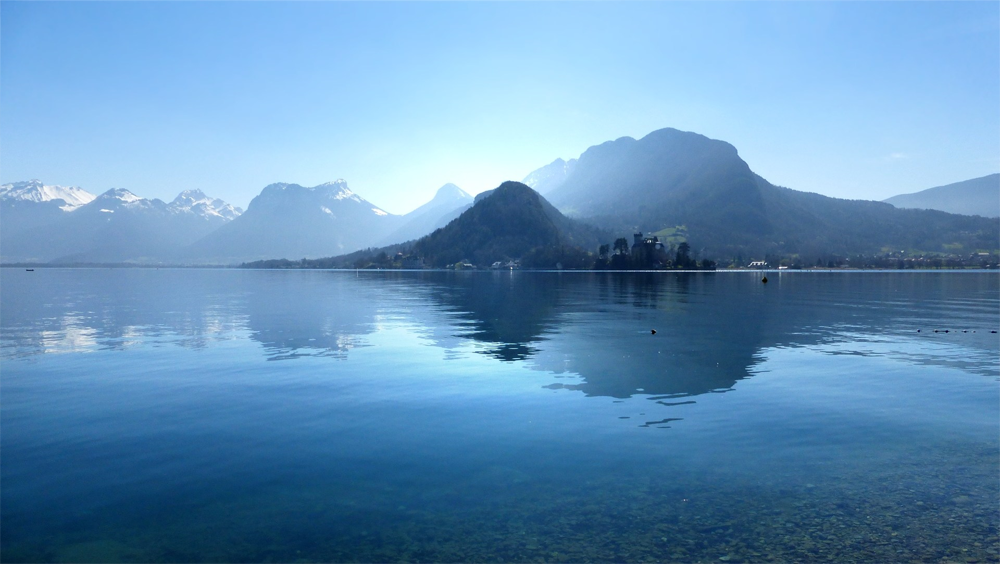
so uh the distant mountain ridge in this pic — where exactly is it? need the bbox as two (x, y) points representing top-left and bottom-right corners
(544, 129), (766, 233)
(884, 174), (999, 218)
(522, 158), (576, 195)
(2, 180), (100, 244)
(6, 128), (997, 266)
(1, 182), (242, 263)
(248, 181), (606, 269)
(1, 179), (96, 209)
(1, 177), (471, 265)
(530, 127), (998, 257)
(377, 183), (473, 245)
(184, 180), (402, 264)
(170, 189), (243, 220)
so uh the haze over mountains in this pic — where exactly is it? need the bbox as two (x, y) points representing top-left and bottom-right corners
(185, 180), (397, 264)
(0, 178), (474, 264)
(1, 183), (244, 264)
(522, 128), (998, 258)
(411, 181), (603, 268)
(1, 180), (97, 243)
(184, 180), (477, 264)
(248, 181), (606, 270)
(522, 158), (577, 195)
(377, 183), (473, 246)
(0, 179), (96, 209)
(2, 128), (997, 265)
(883, 174), (999, 218)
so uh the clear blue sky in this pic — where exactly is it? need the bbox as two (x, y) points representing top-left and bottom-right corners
(2, 2), (997, 214)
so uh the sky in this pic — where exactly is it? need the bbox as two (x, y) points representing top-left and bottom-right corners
(2, 2), (998, 214)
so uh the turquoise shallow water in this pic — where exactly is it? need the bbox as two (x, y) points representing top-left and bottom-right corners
(1, 269), (997, 563)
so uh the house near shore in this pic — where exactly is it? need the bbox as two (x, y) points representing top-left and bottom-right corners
(631, 232), (666, 253)
(630, 232), (670, 268)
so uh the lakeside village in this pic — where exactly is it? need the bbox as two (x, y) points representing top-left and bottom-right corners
(333, 232), (1000, 271)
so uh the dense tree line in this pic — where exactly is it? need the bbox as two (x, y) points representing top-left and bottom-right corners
(590, 238), (716, 270)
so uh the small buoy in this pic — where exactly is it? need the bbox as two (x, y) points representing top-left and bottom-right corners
(761, 276), (768, 284)
(917, 329), (921, 333)
(651, 329), (657, 335)
(944, 330), (950, 333)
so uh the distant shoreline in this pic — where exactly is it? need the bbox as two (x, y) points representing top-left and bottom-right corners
(2, 264), (997, 273)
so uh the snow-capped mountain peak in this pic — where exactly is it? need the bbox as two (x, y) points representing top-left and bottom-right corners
(315, 180), (362, 203)
(172, 189), (209, 204)
(97, 188), (144, 204)
(248, 179), (392, 221)
(169, 189), (242, 221)
(191, 179), (403, 263)
(333, 187), (360, 202)
(0, 179), (96, 210)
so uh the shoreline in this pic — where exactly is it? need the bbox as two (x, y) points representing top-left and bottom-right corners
(2, 264), (997, 273)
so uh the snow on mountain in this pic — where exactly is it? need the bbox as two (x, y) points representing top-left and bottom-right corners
(1, 182), (244, 263)
(81, 187), (242, 221)
(75, 188), (167, 219)
(0, 176), (422, 264)
(0, 179), (96, 210)
(251, 179), (390, 216)
(317, 179), (366, 203)
(169, 189), (243, 220)
(93, 188), (149, 206)
(186, 180), (401, 263)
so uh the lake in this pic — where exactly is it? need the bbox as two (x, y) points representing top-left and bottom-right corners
(1, 269), (997, 563)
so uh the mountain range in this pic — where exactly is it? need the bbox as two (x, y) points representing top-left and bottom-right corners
(0, 179), (96, 209)
(0, 179), (473, 264)
(883, 174), (999, 218)
(246, 181), (605, 270)
(182, 180), (476, 264)
(523, 128), (998, 258)
(3, 128), (997, 265)
(183, 180), (396, 264)
(522, 158), (576, 195)
(411, 181), (603, 267)
(1, 181), (244, 263)
(1, 180), (97, 243)
(376, 183), (473, 246)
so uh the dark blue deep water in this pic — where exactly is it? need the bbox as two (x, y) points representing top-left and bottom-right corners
(1, 269), (997, 563)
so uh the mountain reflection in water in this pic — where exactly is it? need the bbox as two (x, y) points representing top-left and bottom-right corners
(3, 269), (997, 400)
(2, 268), (997, 563)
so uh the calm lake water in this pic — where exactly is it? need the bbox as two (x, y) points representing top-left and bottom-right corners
(1, 269), (997, 563)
